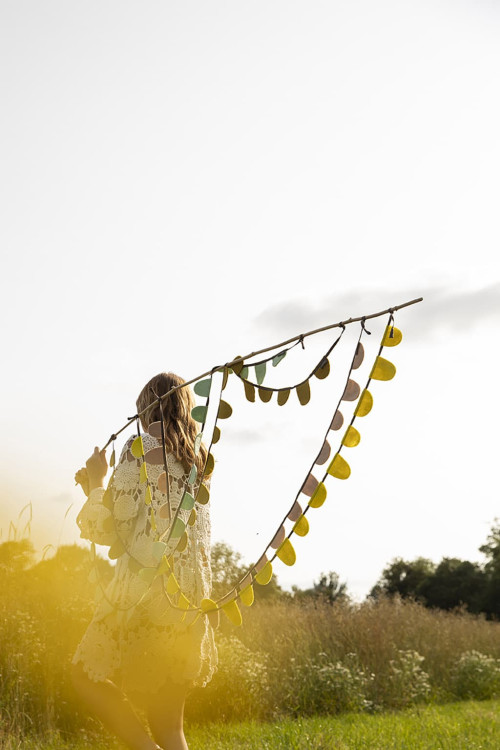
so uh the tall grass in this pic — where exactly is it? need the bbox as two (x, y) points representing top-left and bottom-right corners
(187, 597), (500, 721)
(0, 544), (499, 743)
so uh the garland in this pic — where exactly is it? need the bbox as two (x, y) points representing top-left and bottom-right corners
(87, 298), (421, 629)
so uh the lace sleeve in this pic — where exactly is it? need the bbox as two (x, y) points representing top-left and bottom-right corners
(76, 439), (136, 547)
(76, 486), (116, 546)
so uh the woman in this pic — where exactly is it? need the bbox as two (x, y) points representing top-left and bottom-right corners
(72, 373), (217, 750)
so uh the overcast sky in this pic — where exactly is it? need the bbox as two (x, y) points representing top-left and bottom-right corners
(1, 0), (499, 598)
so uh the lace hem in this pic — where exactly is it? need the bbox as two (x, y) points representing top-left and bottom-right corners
(72, 614), (217, 693)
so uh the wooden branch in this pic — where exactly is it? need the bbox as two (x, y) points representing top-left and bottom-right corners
(103, 296), (423, 448)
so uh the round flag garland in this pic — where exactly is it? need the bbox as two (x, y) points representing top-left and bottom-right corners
(86, 303), (418, 629)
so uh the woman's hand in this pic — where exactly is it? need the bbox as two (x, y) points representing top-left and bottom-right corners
(74, 467), (90, 497)
(86, 447), (108, 492)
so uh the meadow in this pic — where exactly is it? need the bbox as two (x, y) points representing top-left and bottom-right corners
(2, 701), (499, 749)
(0, 542), (499, 747)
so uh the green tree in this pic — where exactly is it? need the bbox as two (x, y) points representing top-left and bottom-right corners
(210, 541), (285, 601)
(369, 524), (500, 616)
(211, 541), (247, 599)
(370, 557), (435, 601)
(480, 521), (500, 571)
(418, 558), (487, 613)
(293, 570), (349, 604)
(480, 520), (500, 617)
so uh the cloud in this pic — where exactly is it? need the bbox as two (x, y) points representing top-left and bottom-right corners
(252, 283), (500, 340)
(222, 428), (263, 445)
(223, 422), (286, 445)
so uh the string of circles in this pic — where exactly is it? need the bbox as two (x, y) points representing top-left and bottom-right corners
(88, 299), (421, 629)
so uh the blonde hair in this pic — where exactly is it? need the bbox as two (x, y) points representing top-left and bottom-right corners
(136, 372), (209, 475)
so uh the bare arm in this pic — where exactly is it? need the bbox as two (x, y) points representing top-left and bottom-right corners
(86, 446), (108, 491)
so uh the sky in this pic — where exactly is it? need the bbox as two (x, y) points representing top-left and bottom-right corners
(1, 0), (499, 599)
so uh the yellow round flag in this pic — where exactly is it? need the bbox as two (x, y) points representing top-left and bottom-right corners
(131, 436), (144, 458)
(255, 561), (273, 585)
(293, 515), (310, 537)
(308, 482), (327, 508)
(276, 539), (296, 566)
(222, 600), (243, 627)
(166, 574), (179, 595)
(342, 426), (361, 448)
(327, 453), (351, 480)
(381, 325), (403, 347)
(354, 389), (373, 417)
(370, 356), (396, 381)
(178, 593), (190, 610)
(239, 585), (255, 607)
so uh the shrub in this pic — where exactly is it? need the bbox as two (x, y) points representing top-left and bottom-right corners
(451, 650), (500, 700)
(280, 652), (371, 716)
(187, 634), (270, 722)
(384, 649), (431, 708)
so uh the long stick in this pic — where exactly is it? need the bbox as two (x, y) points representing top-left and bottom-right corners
(103, 296), (423, 448)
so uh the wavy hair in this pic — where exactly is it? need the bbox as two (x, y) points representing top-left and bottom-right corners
(136, 372), (209, 475)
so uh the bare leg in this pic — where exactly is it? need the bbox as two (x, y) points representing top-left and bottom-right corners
(71, 663), (161, 750)
(146, 680), (189, 750)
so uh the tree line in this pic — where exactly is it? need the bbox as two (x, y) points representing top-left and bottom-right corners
(1, 520), (498, 617)
(369, 521), (499, 617)
(211, 521), (500, 617)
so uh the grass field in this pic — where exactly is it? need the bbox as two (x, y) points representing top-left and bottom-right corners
(4, 700), (499, 749)
(2, 544), (499, 746)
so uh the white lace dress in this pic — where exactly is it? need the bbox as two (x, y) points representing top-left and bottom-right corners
(72, 433), (217, 695)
